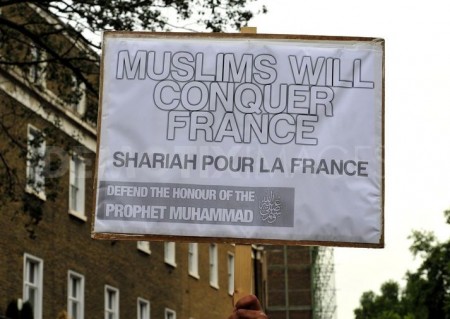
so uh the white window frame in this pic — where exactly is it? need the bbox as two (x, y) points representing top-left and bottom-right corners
(137, 241), (151, 255)
(164, 308), (176, 319)
(23, 253), (44, 319)
(26, 125), (46, 200)
(69, 152), (86, 221)
(227, 253), (235, 296)
(164, 242), (176, 267)
(68, 271), (85, 319)
(105, 285), (119, 319)
(188, 243), (199, 278)
(209, 244), (219, 289)
(137, 298), (150, 319)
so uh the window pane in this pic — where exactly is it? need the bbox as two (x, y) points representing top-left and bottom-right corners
(28, 262), (36, 283)
(188, 243), (198, 275)
(165, 310), (175, 319)
(228, 254), (234, 294)
(70, 185), (78, 210)
(72, 277), (78, 297)
(209, 244), (218, 286)
(108, 291), (113, 308)
(27, 127), (46, 194)
(165, 242), (176, 264)
(70, 154), (85, 213)
(137, 241), (150, 253)
(105, 286), (118, 319)
(24, 255), (43, 319)
(69, 273), (84, 319)
(138, 299), (150, 319)
(70, 158), (76, 185)
(71, 302), (78, 319)
(27, 287), (36, 308)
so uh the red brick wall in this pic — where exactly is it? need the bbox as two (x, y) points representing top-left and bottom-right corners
(264, 246), (313, 319)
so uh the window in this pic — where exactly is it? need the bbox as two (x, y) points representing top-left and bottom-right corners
(23, 253), (43, 319)
(105, 285), (119, 319)
(70, 76), (87, 115)
(137, 298), (150, 319)
(68, 271), (85, 319)
(228, 253), (235, 295)
(28, 45), (46, 86)
(137, 241), (151, 254)
(188, 243), (199, 278)
(209, 244), (218, 288)
(164, 308), (176, 319)
(26, 125), (46, 199)
(69, 153), (86, 219)
(164, 242), (176, 267)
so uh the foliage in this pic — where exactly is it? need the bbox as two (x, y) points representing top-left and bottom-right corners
(354, 210), (450, 319)
(354, 281), (407, 319)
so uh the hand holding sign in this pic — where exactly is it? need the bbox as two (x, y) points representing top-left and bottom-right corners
(229, 295), (268, 319)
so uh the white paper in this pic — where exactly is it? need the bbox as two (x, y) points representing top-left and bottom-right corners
(93, 33), (384, 246)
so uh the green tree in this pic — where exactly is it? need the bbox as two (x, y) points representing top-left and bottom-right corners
(354, 281), (408, 319)
(354, 210), (450, 319)
(0, 0), (265, 234)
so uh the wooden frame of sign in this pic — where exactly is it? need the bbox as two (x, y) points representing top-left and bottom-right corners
(91, 31), (385, 250)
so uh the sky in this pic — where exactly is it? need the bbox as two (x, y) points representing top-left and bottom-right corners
(248, 0), (450, 317)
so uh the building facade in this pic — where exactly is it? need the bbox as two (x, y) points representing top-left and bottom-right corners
(0, 3), (336, 319)
(0, 4), (240, 319)
(0, 69), (239, 319)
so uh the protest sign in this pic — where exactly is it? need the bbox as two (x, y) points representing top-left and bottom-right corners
(92, 32), (384, 247)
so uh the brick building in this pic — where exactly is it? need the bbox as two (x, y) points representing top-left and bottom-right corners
(0, 3), (336, 319)
(0, 4), (241, 319)
(0, 48), (239, 316)
(263, 246), (336, 319)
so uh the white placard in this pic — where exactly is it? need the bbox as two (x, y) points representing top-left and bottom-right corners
(93, 32), (384, 247)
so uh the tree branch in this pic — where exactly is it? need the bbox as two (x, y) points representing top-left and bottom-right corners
(0, 15), (98, 95)
(0, 151), (17, 197)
